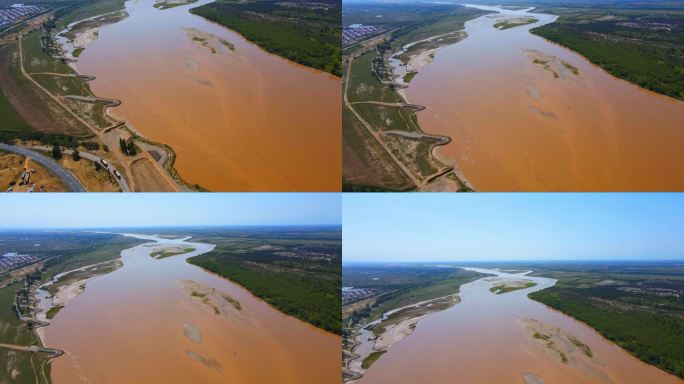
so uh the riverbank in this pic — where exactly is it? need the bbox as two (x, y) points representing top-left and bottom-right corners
(355, 267), (681, 384)
(345, 293), (461, 382)
(50, 6), (192, 191)
(188, 0), (341, 76)
(342, 4), (484, 191)
(32, 258), (123, 344)
(402, 4), (684, 191)
(71, 0), (340, 191)
(0, 0), (192, 192)
(529, 4), (684, 102)
(528, 265), (684, 379)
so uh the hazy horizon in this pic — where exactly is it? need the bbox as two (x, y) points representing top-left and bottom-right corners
(0, 193), (341, 229)
(343, 193), (684, 262)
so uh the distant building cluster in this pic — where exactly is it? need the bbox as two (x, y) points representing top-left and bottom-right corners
(0, 252), (38, 272)
(618, 286), (681, 298)
(616, 21), (676, 31)
(0, 4), (45, 29)
(277, 2), (333, 11)
(343, 24), (385, 46)
(342, 286), (377, 304)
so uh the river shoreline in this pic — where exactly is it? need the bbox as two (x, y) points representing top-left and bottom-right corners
(35, 233), (339, 383)
(355, 267), (681, 384)
(405, 4), (684, 191)
(73, 0), (340, 191)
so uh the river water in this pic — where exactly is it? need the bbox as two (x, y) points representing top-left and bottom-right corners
(75, 0), (340, 191)
(358, 268), (681, 384)
(405, 5), (684, 191)
(43, 234), (340, 383)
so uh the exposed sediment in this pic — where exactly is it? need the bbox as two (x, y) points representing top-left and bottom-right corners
(345, 293), (462, 383)
(519, 318), (611, 383)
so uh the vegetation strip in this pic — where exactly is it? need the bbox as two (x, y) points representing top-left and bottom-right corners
(186, 227), (341, 334)
(342, 3), (487, 191)
(528, 263), (684, 379)
(189, 0), (341, 76)
(530, 4), (684, 101)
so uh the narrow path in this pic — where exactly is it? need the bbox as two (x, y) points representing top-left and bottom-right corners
(383, 130), (450, 144)
(343, 55), (423, 188)
(28, 72), (95, 81)
(0, 143), (86, 191)
(17, 36), (99, 136)
(16, 29), (181, 192)
(350, 101), (425, 111)
(344, 43), (476, 191)
(0, 343), (63, 357)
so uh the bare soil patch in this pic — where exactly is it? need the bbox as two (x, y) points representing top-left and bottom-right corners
(60, 157), (120, 191)
(131, 157), (175, 192)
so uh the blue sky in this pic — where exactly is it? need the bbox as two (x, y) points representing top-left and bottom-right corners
(343, 193), (684, 262)
(0, 193), (340, 229)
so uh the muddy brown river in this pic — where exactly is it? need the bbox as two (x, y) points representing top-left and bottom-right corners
(357, 268), (681, 384)
(43, 234), (340, 383)
(404, 5), (684, 191)
(75, 0), (340, 191)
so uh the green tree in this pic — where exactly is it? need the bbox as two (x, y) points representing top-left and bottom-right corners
(119, 138), (127, 155)
(51, 145), (62, 160)
(72, 148), (80, 161)
(127, 140), (137, 156)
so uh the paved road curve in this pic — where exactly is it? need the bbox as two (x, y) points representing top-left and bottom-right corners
(29, 145), (130, 192)
(0, 143), (86, 192)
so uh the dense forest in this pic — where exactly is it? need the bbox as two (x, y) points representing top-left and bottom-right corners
(187, 229), (341, 334)
(531, 12), (684, 100)
(190, 0), (341, 76)
(530, 285), (684, 378)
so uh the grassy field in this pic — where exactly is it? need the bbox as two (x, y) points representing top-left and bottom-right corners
(0, 40), (87, 137)
(190, 0), (341, 76)
(527, 261), (684, 379)
(0, 87), (31, 133)
(494, 17), (538, 30)
(342, 3), (485, 191)
(342, 264), (488, 377)
(361, 350), (386, 369)
(183, 227), (342, 334)
(531, 3), (684, 100)
(0, 280), (48, 384)
(21, 30), (70, 75)
(342, 103), (415, 192)
(390, 7), (488, 50)
(53, 0), (126, 30)
(153, 0), (198, 10)
(0, 0), (127, 142)
(343, 264), (487, 322)
(150, 247), (194, 259)
(347, 51), (400, 104)
(490, 281), (537, 294)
